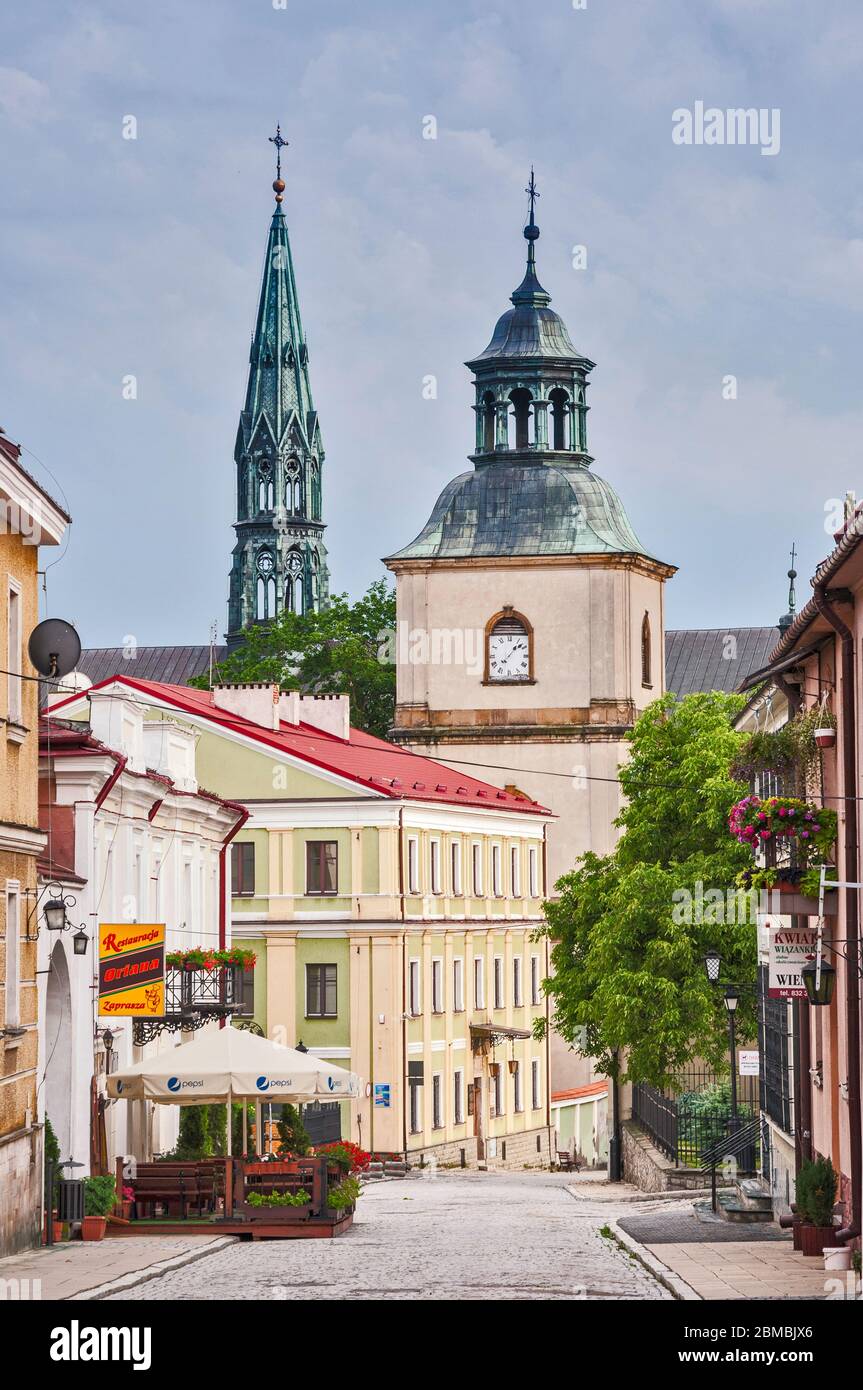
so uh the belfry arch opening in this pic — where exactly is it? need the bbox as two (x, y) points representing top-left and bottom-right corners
(508, 388), (533, 449)
(549, 388), (569, 450)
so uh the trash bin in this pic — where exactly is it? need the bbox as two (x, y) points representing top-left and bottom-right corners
(58, 1178), (85, 1223)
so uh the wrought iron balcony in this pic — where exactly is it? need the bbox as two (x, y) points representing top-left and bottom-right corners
(132, 963), (244, 1045)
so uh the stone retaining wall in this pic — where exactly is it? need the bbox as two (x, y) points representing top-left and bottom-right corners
(409, 1125), (554, 1171)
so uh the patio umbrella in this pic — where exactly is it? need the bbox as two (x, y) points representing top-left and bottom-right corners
(106, 1025), (362, 1105)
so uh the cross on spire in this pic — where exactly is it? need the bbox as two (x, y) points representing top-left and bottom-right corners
(269, 123), (289, 181)
(525, 167), (540, 227)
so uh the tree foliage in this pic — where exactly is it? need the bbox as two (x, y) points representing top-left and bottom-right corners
(192, 580), (396, 740)
(539, 692), (758, 1088)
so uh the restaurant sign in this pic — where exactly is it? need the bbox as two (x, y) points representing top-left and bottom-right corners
(768, 923), (819, 999)
(99, 923), (165, 1016)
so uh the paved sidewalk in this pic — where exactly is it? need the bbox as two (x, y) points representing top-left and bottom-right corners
(617, 1206), (833, 1300)
(0, 1234), (234, 1302)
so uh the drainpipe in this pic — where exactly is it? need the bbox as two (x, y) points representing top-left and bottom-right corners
(217, 807), (250, 1030)
(399, 807), (408, 1159)
(812, 585), (861, 1244)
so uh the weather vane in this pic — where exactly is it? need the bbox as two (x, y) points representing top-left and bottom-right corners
(269, 124), (289, 203)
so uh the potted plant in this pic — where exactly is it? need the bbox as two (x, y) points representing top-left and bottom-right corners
(795, 1156), (837, 1256)
(814, 711), (837, 750)
(118, 1184), (135, 1220)
(82, 1175), (117, 1241)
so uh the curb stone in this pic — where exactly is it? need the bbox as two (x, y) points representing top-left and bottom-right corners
(606, 1218), (702, 1301)
(67, 1237), (238, 1302)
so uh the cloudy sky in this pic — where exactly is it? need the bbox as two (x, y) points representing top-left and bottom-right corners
(2, 0), (862, 647)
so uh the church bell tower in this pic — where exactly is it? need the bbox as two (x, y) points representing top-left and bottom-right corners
(227, 127), (329, 648)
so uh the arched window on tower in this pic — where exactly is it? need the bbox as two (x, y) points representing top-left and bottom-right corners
(509, 389), (532, 449)
(641, 612), (652, 688)
(293, 477), (303, 513)
(549, 389), (569, 450)
(256, 577), (265, 620)
(310, 461), (321, 519)
(481, 392), (496, 452)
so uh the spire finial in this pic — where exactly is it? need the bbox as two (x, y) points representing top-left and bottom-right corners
(524, 167), (540, 269)
(269, 123), (289, 203)
(778, 541), (798, 633)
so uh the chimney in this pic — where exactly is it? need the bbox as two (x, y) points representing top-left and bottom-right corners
(297, 694), (350, 741)
(212, 683), (281, 731)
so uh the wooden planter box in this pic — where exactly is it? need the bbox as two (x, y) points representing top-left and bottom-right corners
(799, 1223), (835, 1257)
(237, 1202), (312, 1223)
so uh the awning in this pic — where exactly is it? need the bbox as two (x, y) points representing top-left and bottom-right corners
(470, 1023), (532, 1051)
(107, 1025), (362, 1104)
(736, 639), (826, 694)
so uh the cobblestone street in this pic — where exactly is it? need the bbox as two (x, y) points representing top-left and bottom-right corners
(104, 1172), (672, 1302)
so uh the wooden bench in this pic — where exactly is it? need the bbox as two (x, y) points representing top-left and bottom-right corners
(125, 1162), (224, 1220)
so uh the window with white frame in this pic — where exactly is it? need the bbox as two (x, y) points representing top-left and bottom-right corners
(472, 842), (483, 896)
(531, 1058), (541, 1109)
(451, 840), (463, 896)
(454, 1068), (464, 1124)
(409, 958), (421, 1015)
(7, 580), (22, 725)
(530, 954), (542, 1006)
(409, 1079), (422, 1133)
(491, 843), (502, 897)
(4, 883), (20, 1029)
(407, 837), (420, 895)
(493, 1065), (504, 1116)
(431, 957), (444, 1014)
(513, 1060), (523, 1112)
(432, 1073), (443, 1129)
(452, 957), (464, 1012)
(510, 844), (521, 897)
(430, 839), (441, 894)
(529, 845), (539, 898)
(493, 956), (504, 1010)
(513, 955), (523, 1007)
(474, 955), (485, 1009)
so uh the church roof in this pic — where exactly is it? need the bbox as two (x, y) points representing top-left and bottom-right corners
(664, 627), (780, 697)
(385, 461), (658, 563)
(470, 302), (585, 364)
(77, 645), (226, 688)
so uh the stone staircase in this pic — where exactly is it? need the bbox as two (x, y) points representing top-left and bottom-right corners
(716, 1177), (775, 1224)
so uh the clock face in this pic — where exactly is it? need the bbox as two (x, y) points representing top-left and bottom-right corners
(488, 632), (530, 681)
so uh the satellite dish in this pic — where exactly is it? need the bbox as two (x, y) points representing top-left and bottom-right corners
(44, 670), (91, 710)
(28, 618), (82, 680)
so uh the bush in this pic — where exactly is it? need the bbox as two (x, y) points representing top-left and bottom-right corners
(796, 1156), (837, 1226)
(84, 1175), (117, 1217)
(246, 1189), (310, 1208)
(276, 1104), (311, 1157)
(326, 1176), (361, 1211)
(44, 1117), (61, 1205)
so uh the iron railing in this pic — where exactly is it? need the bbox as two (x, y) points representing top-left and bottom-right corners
(632, 1077), (758, 1170)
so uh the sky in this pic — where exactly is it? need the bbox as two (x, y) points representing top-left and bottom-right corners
(2, 0), (863, 647)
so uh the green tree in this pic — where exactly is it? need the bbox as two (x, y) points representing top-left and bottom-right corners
(538, 692), (757, 1089)
(275, 1104), (312, 1156)
(192, 580), (396, 740)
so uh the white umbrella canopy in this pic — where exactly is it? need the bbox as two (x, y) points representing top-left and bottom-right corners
(106, 1025), (362, 1104)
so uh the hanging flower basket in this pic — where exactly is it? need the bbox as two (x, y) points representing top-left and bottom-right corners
(814, 727), (836, 749)
(166, 947), (257, 972)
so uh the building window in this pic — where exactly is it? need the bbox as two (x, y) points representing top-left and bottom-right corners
(409, 958), (421, 1016)
(409, 1079), (421, 1134)
(510, 845), (521, 897)
(513, 1061), (523, 1113)
(306, 964), (337, 1017)
(454, 1069), (464, 1124)
(531, 1059), (541, 1110)
(238, 964), (255, 1017)
(7, 580), (22, 725)
(472, 843), (483, 896)
(432, 958), (444, 1014)
(530, 954), (542, 1006)
(231, 840), (255, 897)
(529, 845), (539, 898)
(432, 1074), (443, 1129)
(306, 840), (338, 896)
(491, 844), (503, 897)
(493, 956), (504, 1010)
(430, 839), (441, 895)
(641, 612), (652, 687)
(4, 883), (20, 1029)
(492, 1065), (504, 1116)
(474, 956), (485, 1009)
(513, 956), (523, 1008)
(451, 840), (463, 896)
(407, 837), (420, 895)
(452, 958), (464, 1013)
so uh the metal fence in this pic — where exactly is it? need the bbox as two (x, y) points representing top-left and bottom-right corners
(632, 1072), (758, 1171)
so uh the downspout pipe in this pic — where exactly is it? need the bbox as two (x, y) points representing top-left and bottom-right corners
(812, 585), (861, 1244)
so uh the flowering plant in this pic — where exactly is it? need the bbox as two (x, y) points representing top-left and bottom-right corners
(314, 1140), (370, 1173)
(165, 947), (257, 971)
(122, 1185), (135, 1201)
(728, 795), (836, 858)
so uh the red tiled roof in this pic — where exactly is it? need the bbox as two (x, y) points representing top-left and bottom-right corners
(551, 1080), (608, 1103)
(47, 677), (550, 816)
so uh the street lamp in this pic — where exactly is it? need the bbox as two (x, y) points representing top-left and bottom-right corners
(43, 897), (69, 932)
(703, 949), (722, 984)
(72, 927), (89, 957)
(723, 987), (740, 1126)
(801, 955), (836, 1007)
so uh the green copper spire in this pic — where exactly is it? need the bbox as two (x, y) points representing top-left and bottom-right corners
(227, 127), (328, 647)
